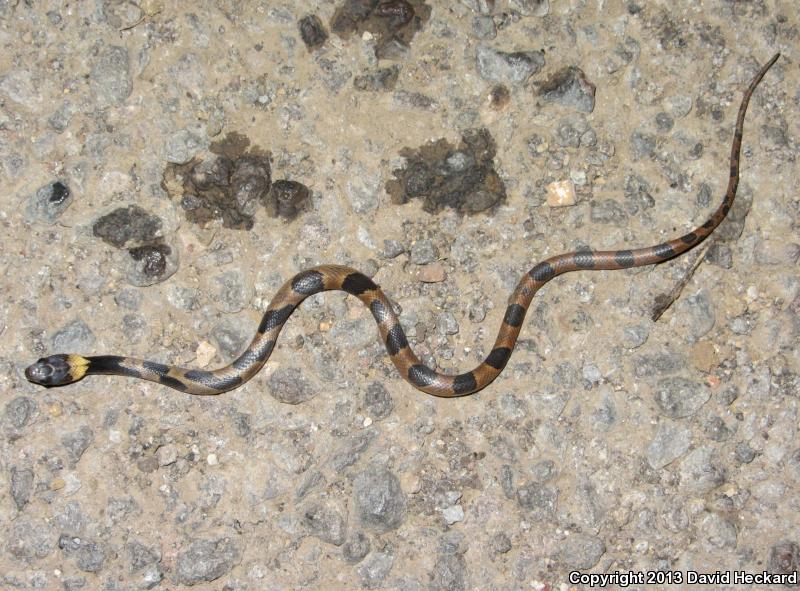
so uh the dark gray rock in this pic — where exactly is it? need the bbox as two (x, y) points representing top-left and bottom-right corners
(175, 537), (241, 585)
(353, 466), (406, 532)
(124, 243), (178, 286)
(538, 66), (596, 112)
(298, 14), (328, 50)
(92, 205), (162, 249)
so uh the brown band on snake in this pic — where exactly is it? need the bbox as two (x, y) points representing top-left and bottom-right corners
(25, 54), (780, 398)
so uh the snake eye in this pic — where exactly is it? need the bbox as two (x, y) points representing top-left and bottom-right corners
(25, 355), (74, 386)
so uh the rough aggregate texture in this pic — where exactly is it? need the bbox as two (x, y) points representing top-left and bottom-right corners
(1, 1), (798, 590)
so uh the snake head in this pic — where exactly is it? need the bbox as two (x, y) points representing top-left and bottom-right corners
(25, 354), (88, 387)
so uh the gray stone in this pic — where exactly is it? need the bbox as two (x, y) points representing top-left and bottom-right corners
(212, 270), (248, 313)
(90, 45), (132, 108)
(698, 513), (737, 550)
(735, 441), (757, 463)
(165, 128), (206, 165)
(560, 533), (605, 569)
(5, 517), (53, 560)
(516, 482), (558, 520)
(114, 288), (142, 310)
(26, 180), (72, 223)
(410, 239), (439, 265)
(353, 467), (406, 532)
(538, 66), (596, 112)
(301, 502), (347, 546)
(380, 239), (405, 259)
(472, 16), (496, 39)
(58, 535), (107, 573)
(364, 382), (394, 420)
(430, 553), (467, 591)
(121, 313), (146, 344)
(653, 377), (710, 418)
(354, 66), (400, 92)
(679, 447), (726, 492)
(10, 466), (34, 510)
(475, 45), (544, 86)
(175, 537), (241, 585)
(330, 429), (378, 471)
(342, 532), (371, 564)
(357, 550), (394, 589)
(61, 426), (94, 465)
(436, 312), (459, 336)
(768, 540), (799, 576)
(52, 319), (95, 352)
(510, 0), (549, 15)
(491, 533), (512, 554)
(268, 367), (318, 404)
(646, 422), (691, 469)
(5, 396), (37, 429)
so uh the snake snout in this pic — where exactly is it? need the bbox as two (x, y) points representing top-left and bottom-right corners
(25, 354), (74, 386)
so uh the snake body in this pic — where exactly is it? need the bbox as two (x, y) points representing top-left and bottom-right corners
(25, 54), (779, 398)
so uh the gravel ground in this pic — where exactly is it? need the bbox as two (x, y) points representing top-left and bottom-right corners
(1, 1), (798, 590)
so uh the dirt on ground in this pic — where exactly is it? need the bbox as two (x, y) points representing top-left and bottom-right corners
(1, 1), (798, 589)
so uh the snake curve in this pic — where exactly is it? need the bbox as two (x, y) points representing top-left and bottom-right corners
(25, 54), (780, 398)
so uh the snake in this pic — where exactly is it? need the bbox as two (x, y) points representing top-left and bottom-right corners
(25, 54), (779, 398)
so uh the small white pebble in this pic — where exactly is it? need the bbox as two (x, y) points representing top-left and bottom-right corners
(363, 416), (373, 427)
(195, 341), (217, 367)
(442, 505), (464, 525)
(207, 453), (218, 466)
(546, 179), (577, 207)
(108, 429), (121, 443)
